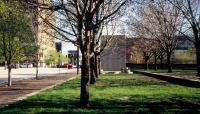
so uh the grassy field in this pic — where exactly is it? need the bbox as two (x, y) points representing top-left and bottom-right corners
(1, 73), (200, 114)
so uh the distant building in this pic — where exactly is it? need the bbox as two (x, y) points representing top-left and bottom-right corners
(126, 36), (195, 64)
(0, 0), (56, 67)
(100, 35), (196, 71)
(68, 50), (78, 65)
(32, 0), (56, 67)
(56, 42), (62, 52)
(101, 35), (126, 71)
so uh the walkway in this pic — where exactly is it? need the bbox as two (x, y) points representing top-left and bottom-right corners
(0, 73), (78, 108)
(0, 67), (77, 84)
(134, 70), (200, 88)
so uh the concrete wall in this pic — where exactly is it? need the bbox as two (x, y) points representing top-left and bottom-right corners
(101, 35), (126, 71)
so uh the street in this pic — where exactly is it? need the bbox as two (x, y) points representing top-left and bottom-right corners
(0, 67), (77, 84)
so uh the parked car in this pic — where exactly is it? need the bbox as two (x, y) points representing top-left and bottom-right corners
(20, 63), (28, 68)
(68, 64), (73, 69)
(62, 64), (68, 68)
(57, 64), (62, 68)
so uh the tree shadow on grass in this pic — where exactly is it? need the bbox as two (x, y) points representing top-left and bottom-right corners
(96, 78), (169, 88)
(1, 94), (200, 114)
(1, 75), (200, 114)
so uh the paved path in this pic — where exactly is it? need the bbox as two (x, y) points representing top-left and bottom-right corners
(133, 70), (200, 88)
(0, 67), (77, 84)
(0, 72), (78, 108)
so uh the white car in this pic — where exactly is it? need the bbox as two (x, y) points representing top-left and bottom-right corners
(20, 63), (28, 68)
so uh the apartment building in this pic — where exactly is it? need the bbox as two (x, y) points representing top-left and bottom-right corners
(32, 0), (56, 67)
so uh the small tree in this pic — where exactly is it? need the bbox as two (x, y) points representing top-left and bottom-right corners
(57, 51), (68, 65)
(134, 38), (154, 70)
(0, 1), (32, 86)
(44, 49), (58, 67)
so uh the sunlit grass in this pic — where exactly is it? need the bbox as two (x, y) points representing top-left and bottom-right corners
(0, 73), (200, 114)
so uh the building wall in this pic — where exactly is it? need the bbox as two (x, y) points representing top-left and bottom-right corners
(101, 35), (126, 71)
(36, 0), (55, 66)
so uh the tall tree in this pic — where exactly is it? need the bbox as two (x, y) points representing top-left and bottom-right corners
(21, 0), (128, 106)
(0, 1), (32, 86)
(168, 0), (200, 76)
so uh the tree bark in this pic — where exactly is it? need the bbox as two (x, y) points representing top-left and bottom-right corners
(36, 61), (39, 80)
(97, 56), (101, 74)
(160, 55), (163, 69)
(90, 55), (96, 84)
(154, 53), (158, 71)
(144, 56), (149, 70)
(77, 46), (80, 74)
(195, 42), (200, 76)
(167, 52), (172, 73)
(80, 53), (90, 106)
(7, 62), (12, 86)
(94, 54), (98, 78)
(4, 61), (7, 70)
(80, 28), (90, 107)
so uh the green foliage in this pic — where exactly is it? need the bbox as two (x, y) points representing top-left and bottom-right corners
(45, 50), (68, 65)
(1, 73), (200, 113)
(0, 1), (32, 63)
(45, 49), (58, 65)
(23, 43), (39, 62)
(58, 52), (68, 63)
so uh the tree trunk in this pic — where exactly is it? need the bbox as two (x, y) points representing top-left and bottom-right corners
(154, 54), (157, 71)
(80, 52), (90, 107)
(90, 56), (96, 84)
(7, 63), (12, 86)
(36, 61), (39, 80)
(77, 46), (80, 74)
(4, 61), (7, 70)
(97, 56), (101, 74)
(167, 52), (172, 73)
(195, 43), (200, 76)
(80, 29), (90, 107)
(144, 56), (149, 70)
(94, 54), (99, 78)
(160, 56), (163, 69)
(192, 26), (200, 76)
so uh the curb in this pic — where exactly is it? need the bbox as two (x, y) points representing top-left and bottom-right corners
(133, 70), (200, 88)
(0, 76), (78, 109)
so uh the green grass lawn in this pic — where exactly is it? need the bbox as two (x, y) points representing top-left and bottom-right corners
(1, 73), (200, 114)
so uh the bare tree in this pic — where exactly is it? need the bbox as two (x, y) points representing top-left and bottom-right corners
(131, 0), (184, 72)
(168, 0), (200, 76)
(134, 38), (154, 70)
(20, 0), (128, 107)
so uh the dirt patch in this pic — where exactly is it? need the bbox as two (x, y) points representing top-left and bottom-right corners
(138, 75), (167, 82)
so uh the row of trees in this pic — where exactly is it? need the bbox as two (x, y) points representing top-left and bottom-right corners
(128, 0), (200, 74)
(19, 0), (128, 107)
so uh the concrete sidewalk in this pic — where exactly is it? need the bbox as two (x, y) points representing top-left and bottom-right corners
(0, 73), (78, 108)
(0, 68), (77, 84)
(133, 70), (200, 88)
